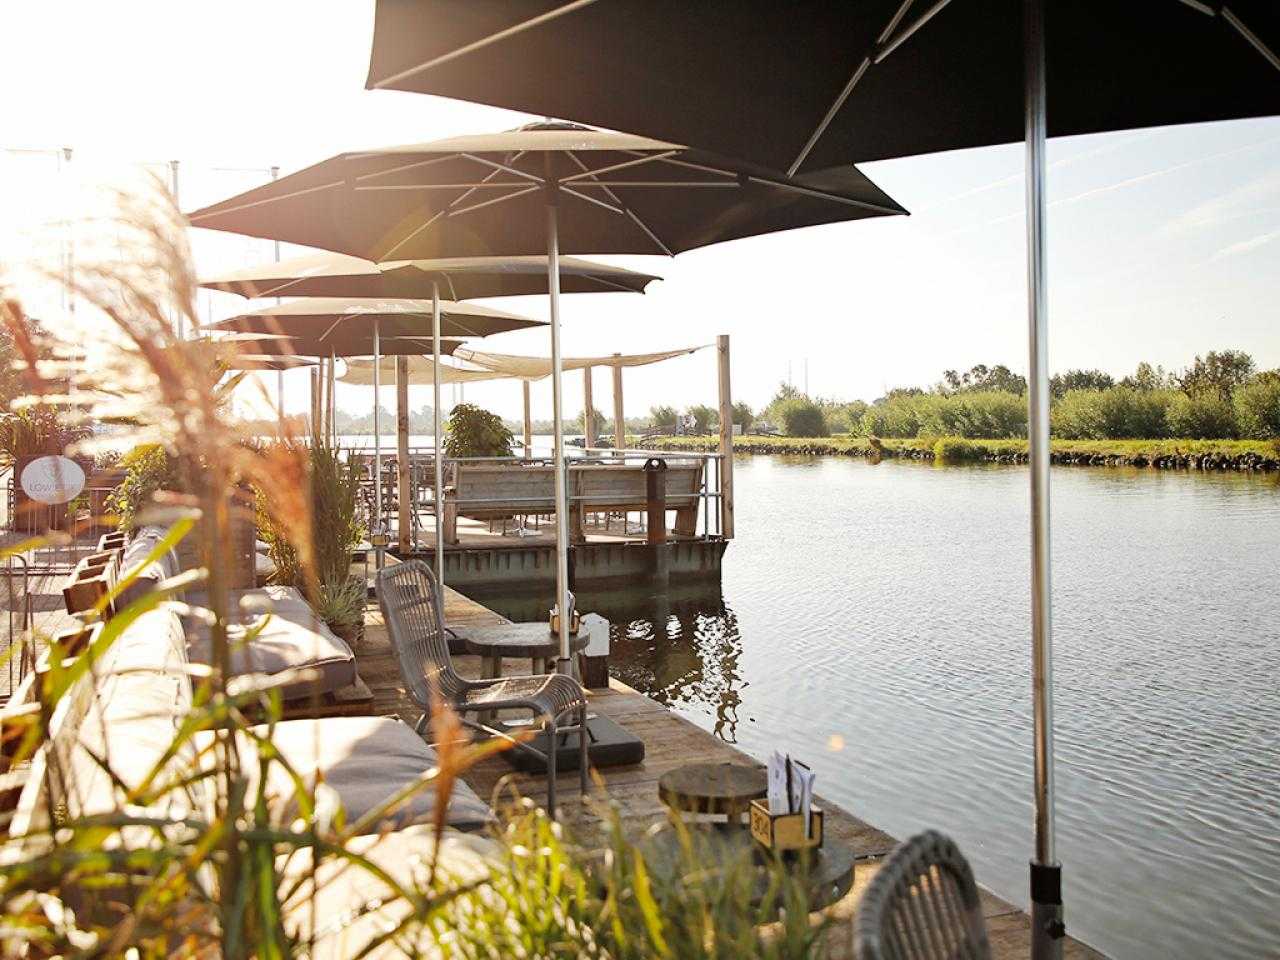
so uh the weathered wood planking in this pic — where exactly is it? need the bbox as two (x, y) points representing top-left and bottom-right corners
(356, 586), (1105, 960)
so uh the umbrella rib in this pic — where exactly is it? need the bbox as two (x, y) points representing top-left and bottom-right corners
(461, 153), (545, 183)
(873, 0), (955, 65)
(787, 0), (919, 175)
(748, 175), (903, 216)
(558, 185), (627, 215)
(380, 159), (518, 259)
(560, 151), (677, 183)
(570, 180), (740, 188)
(355, 182), (534, 190)
(563, 151), (674, 256)
(187, 179), (343, 222)
(444, 184), (541, 218)
(369, 0), (600, 88)
(352, 154), (457, 180)
(1220, 7), (1280, 73)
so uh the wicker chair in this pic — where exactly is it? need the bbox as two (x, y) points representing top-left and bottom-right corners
(375, 559), (588, 817)
(855, 830), (992, 960)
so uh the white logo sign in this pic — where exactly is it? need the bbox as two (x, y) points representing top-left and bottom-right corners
(21, 456), (86, 505)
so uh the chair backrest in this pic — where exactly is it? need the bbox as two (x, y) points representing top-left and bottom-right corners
(854, 830), (992, 960)
(375, 560), (465, 712)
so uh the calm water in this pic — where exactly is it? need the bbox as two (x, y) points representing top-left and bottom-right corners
(471, 455), (1280, 959)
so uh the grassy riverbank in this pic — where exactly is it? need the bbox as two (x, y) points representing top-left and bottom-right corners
(640, 434), (1280, 471)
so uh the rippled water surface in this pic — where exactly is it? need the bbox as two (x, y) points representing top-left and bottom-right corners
(474, 456), (1280, 959)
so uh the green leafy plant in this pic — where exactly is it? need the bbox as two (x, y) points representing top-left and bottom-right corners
(0, 404), (89, 461)
(312, 574), (367, 644)
(256, 435), (363, 591)
(444, 403), (514, 458)
(104, 443), (181, 529)
(649, 404), (678, 430)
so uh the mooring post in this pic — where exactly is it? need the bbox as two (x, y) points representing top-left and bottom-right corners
(583, 366), (597, 450)
(310, 367), (321, 439)
(396, 355), (411, 554)
(717, 334), (735, 539)
(612, 355), (625, 451)
(644, 457), (669, 586)
(522, 381), (533, 459)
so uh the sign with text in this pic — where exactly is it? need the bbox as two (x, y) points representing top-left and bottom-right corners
(21, 455), (86, 505)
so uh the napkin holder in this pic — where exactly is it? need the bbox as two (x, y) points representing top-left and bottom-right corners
(750, 799), (823, 853)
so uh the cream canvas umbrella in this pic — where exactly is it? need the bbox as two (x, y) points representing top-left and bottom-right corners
(200, 256), (658, 586)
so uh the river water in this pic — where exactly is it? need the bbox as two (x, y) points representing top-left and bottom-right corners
(472, 454), (1280, 959)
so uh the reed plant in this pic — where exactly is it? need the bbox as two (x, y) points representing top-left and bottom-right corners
(0, 175), (833, 959)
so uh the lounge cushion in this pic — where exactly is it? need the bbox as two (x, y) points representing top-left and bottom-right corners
(280, 825), (501, 959)
(114, 524), (180, 608)
(185, 586), (356, 700)
(222, 716), (494, 834)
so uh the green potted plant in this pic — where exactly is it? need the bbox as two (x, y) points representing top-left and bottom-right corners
(444, 402), (514, 458)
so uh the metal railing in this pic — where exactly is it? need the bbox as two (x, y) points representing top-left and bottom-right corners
(349, 447), (725, 543)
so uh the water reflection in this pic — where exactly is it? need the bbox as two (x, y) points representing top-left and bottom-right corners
(466, 583), (747, 741)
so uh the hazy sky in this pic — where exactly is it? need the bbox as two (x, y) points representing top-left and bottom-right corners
(3, 1), (1277, 423)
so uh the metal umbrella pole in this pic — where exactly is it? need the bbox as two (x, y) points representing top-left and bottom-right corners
(545, 179), (572, 675)
(372, 319), (384, 568)
(1025, 0), (1063, 956)
(432, 282), (445, 587)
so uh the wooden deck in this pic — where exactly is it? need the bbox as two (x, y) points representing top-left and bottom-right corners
(357, 585), (1105, 959)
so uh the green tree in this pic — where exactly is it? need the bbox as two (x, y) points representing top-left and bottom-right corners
(444, 403), (514, 457)
(730, 401), (754, 433)
(1121, 361), (1172, 391)
(1178, 349), (1255, 399)
(1166, 390), (1238, 439)
(1050, 369), (1114, 399)
(781, 399), (827, 437)
(1233, 376), (1280, 438)
(941, 364), (1026, 395)
(649, 404), (677, 429)
(686, 403), (718, 433)
(574, 407), (606, 436)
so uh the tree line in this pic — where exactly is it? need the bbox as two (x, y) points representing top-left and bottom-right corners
(682, 350), (1279, 441)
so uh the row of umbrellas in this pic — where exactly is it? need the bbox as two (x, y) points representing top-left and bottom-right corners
(351, 2), (1279, 956)
(187, 121), (907, 727)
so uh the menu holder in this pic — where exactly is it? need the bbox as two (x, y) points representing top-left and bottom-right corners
(750, 798), (824, 853)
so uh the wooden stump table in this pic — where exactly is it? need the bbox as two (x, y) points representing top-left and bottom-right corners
(658, 761), (767, 825)
(462, 622), (590, 679)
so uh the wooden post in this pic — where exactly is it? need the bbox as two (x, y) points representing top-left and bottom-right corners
(310, 368), (321, 439)
(583, 366), (597, 449)
(522, 381), (533, 458)
(396, 355), (411, 554)
(612, 355), (625, 450)
(717, 335), (735, 539)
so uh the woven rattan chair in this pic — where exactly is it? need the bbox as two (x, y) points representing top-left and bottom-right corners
(375, 559), (588, 817)
(855, 830), (992, 960)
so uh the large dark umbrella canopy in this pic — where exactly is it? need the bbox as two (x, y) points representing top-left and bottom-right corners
(200, 252), (660, 299)
(365, 0), (1280, 171)
(205, 296), (543, 339)
(185, 123), (906, 260)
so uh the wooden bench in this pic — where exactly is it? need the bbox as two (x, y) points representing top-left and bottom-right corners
(443, 460), (704, 543)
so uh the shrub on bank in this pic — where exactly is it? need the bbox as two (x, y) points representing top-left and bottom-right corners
(1051, 387), (1175, 439)
(933, 436), (985, 462)
(1234, 378), (1280, 439)
(779, 398), (828, 437)
(1165, 390), (1238, 439)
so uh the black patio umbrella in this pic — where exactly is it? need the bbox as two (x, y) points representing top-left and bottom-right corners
(200, 251), (659, 299)
(205, 296), (542, 340)
(187, 122), (907, 681)
(361, 1), (1279, 952)
(201, 254), (656, 583)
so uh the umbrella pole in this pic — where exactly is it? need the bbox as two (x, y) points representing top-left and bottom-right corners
(1025, 0), (1062, 956)
(373, 319), (384, 569)
(432, 283), (445, 588)
(546, 182), (572, 675)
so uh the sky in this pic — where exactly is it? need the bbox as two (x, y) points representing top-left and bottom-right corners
(2, 1), (1277, 424)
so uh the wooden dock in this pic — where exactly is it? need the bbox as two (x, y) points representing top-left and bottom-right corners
(357, 585), (1104, 959)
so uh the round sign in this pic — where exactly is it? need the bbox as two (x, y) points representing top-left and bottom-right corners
(21, 455), (86, 505)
